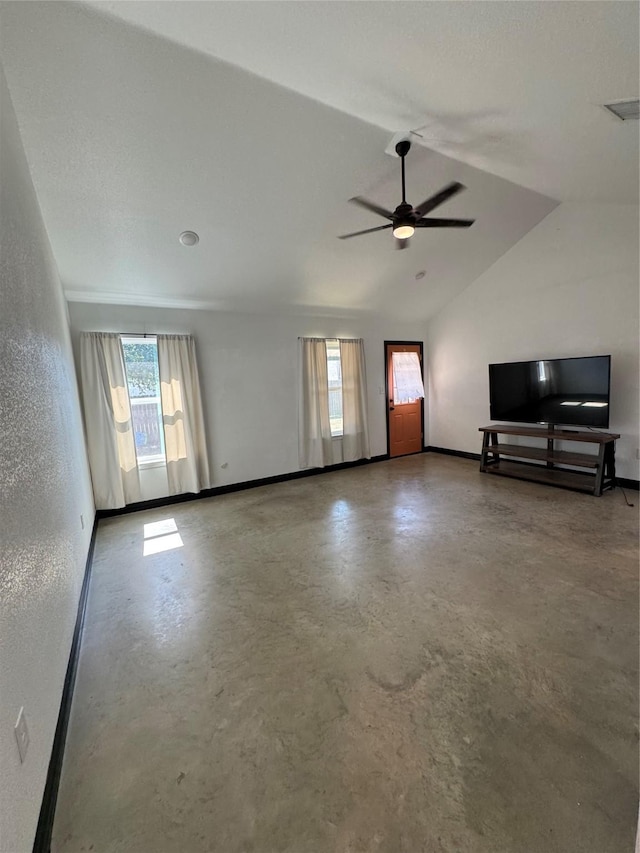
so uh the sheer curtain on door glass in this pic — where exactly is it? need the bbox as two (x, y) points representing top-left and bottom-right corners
(156, 334), (210, 495)
(298, 337), (370, 469)
(392, 351), (425, 403)
(79, 332), (141, 509)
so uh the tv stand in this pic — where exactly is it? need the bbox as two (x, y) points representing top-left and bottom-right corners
(479, 425), (619, 496)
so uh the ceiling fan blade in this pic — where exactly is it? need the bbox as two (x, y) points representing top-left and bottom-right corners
(415, 217), (475, 228)
(395, 238), (410, 250)
(338, 223), (393, 240)
(414, 182), (465, 216)
(349, 196), (394, 220)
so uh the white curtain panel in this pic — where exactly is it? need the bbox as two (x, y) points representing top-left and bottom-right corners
(157, 335), (210, 495)
(392, 351), (425, 403)
(80, 332), (141, 509)
(340, 338), (371, 462)
(298, 338), (333, 468)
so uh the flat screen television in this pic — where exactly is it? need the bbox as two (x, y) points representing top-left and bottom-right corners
(489, 355), (611, 428)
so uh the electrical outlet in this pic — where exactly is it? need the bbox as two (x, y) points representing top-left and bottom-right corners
(15, 708), (29, 763)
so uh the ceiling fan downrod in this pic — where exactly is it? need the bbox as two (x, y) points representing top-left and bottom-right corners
(396, 139), (411, 204)
(393, 139), (414, 239)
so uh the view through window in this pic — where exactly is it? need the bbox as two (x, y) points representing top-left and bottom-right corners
(121, 336), (166, 465)
(326, 339), (343, 437)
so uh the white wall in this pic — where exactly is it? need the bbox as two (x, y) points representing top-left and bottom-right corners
(427, 202), (639, 480)
(0, 67), (94, 851)
(67, 302), (426, 493)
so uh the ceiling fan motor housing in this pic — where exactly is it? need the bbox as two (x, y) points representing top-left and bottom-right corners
(393, 201), (414, 222)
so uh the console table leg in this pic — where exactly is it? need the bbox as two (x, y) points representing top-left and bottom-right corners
(480, 432), (501, 471)
(602, 442), (616, 492)
(480, 432), (489, 471)
(594, 444), (607, 496)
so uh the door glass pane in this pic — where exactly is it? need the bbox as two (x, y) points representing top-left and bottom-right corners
(392, 351), (425, 404)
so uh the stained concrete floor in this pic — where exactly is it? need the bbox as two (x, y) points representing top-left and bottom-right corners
(52, 455), (638, 853)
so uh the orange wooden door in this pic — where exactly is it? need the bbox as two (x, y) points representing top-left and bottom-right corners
(386, 342), (424, 457)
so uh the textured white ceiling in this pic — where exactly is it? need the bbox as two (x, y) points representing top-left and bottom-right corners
(0, 1), (636, 320)
(91, 0), (640, 203)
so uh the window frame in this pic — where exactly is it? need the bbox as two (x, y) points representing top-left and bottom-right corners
(121, 335), (167, 468)
(325, 338), (344, 438)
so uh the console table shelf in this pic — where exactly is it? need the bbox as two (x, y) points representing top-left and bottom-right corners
(479, 425), (619, 496)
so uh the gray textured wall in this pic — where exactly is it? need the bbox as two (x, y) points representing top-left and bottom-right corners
(0, 65), (94, 851)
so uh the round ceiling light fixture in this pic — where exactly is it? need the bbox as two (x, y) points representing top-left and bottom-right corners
(179, 230), (199, 247)
(392, 221), (415, 240)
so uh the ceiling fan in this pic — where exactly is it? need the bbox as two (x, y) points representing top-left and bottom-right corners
(338, 139), (474, 249)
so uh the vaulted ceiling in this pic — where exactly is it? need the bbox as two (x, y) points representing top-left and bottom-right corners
(1, 1), (637, 321)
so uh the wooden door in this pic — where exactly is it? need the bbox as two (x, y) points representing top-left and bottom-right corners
(385, 342), (424, 457)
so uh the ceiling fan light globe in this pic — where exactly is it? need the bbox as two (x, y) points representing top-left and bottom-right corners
(392, 223), (415, 240)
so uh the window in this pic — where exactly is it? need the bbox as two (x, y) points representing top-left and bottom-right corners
(326, 339), (343, 437)
(298, 337), (369, 469)
(121, 336), (166, 465)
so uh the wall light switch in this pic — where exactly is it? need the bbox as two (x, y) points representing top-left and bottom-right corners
(15, 708), (29, 763)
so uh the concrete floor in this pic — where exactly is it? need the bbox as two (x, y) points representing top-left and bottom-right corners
(52, 455), (638, 853)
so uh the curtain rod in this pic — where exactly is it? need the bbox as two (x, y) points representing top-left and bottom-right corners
(120, 333), (190, 338)
(82, 331), (158, 337)
(83, 332), (191, 338)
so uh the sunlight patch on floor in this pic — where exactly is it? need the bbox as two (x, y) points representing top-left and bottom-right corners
(143, 518), (183, 556)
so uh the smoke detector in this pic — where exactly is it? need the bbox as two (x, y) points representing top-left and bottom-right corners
(179, 231), (199, 246)
(603, 100), (639, 121)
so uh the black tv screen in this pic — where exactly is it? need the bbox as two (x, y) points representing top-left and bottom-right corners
(489, 355), (611, 428)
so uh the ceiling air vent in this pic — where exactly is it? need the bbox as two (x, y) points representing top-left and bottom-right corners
(603, 99), (639, 121)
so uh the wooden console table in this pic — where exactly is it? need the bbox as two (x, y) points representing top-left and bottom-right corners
(479, 425), (619, 496)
